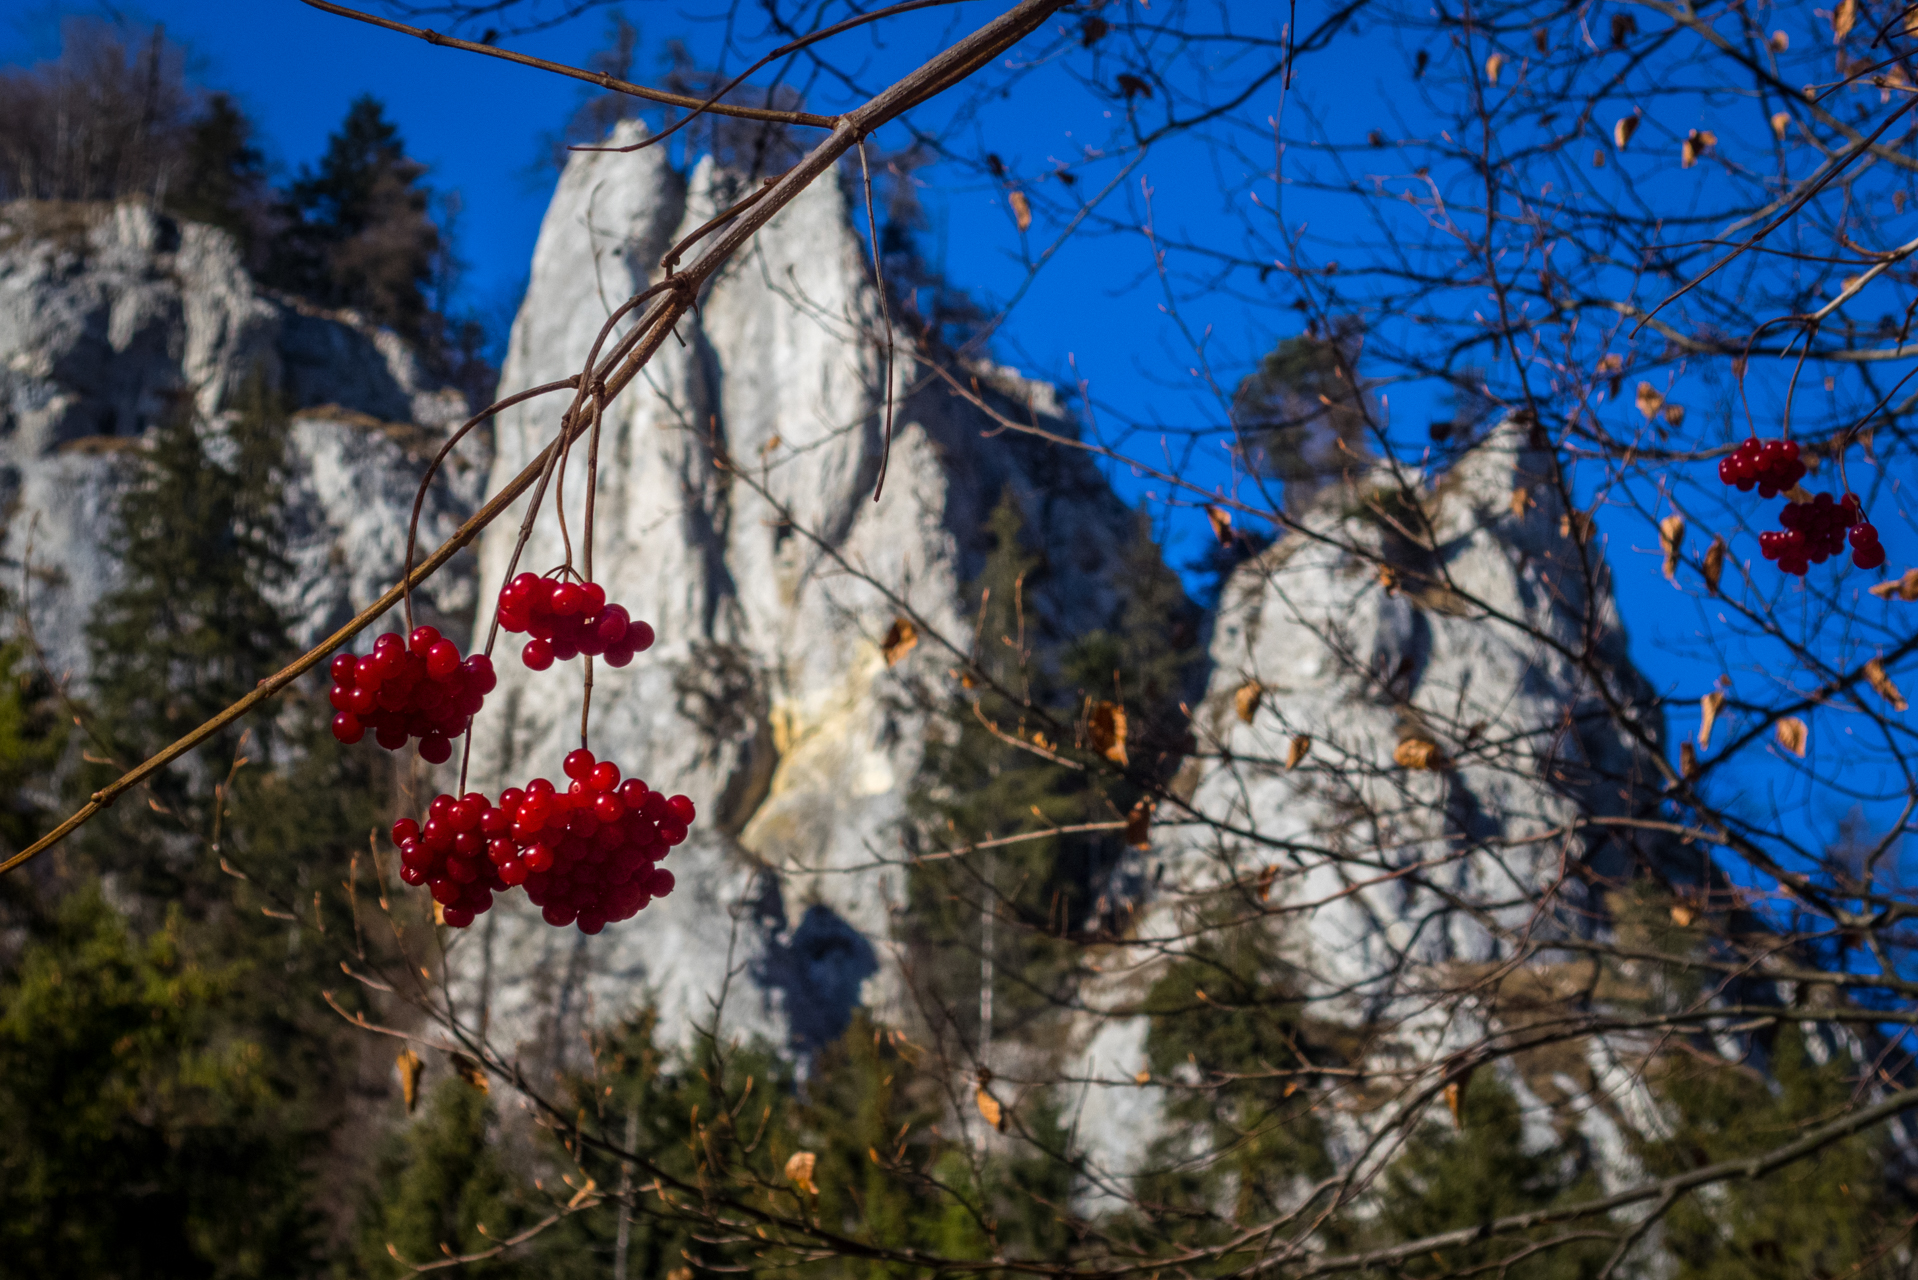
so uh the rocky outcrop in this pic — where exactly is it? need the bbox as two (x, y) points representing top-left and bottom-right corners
(0, 200), (482, 678)
(1064, 426), (1674, 1192)
(454, 122), (1148, 1066)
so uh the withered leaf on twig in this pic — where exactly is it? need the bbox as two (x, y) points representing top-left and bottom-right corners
(450, 1053), (489, 1095)
(1378, 563), (1401, 595)
(1286, 734), (1312, 769)
(1663, 403), (1685, 428)
(1699, 690), (1726, 750)
(1560, 511), (1595, 545)
(1256, 864), (1279, 901)
(1008, 189), (1032, 233)
(784, 1151), (819, 1196)
(1681, 129), (1717, 168)
(1394, 737), (1444, 770)
(1776, 717), (1809, 757)
(1679, 741), (1698, 779)
(1868, 568), (1918, 601)
(1865, 658), (1908, 712)
(975, 1087), (1007, 1131)
(1835, 0), (1858, 41)
(1485, 52), (1505, 84)
(1670, 903), (1697, 927)
(1087, 701), (1129, 765)
(1659, 514), (1686, 582)
(1124, 798), (1154, 849)
(397, 1049), (424, 1114)
(1444, 1068), (1473, 1128)
(881, 617), (918, 666)
(1511, 486), (1534, 518)
(1234, 681), (1264, 723)
(1702, 537), (1726, 594)
(1771, 110), (1791, 138)
(1635, 382), (1665, 421)
(1204, 503), (1235, 546)
(1613, 115), (1639, 149)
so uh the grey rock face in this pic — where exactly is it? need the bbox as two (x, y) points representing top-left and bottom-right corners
(1065, 426), (1672, 1189)
(454, 122), (1143, 1067)
(0, 200), (481, 681)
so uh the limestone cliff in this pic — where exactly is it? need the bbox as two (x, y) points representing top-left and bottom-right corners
(455, 122), (1146, 1064)
(0, 200), (482, 681)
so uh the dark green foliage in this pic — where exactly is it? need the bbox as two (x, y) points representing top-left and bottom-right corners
(0, 637), (65, 857)
(0, 885), (322, 1278)
(356, 1077), (536, 1277)
(1134, 928), (1331, 1244)
(271, 96), (443, 344)
(1232, 325), (1371, 505)
(912, 493), (1197, 1049)
(169, 92), (273, 260)
(1371, 1077), (1609, 1279)
(1642, 1026), (1904, 1279)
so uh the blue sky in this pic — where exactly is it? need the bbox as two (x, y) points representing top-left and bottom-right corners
(6, 1), (1909, 884)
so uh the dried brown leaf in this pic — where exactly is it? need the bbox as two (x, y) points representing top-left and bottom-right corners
(1681, 129), (1717, 168)
(1204, 503), (1235, 545)
(1771, 110), (1791, 138)
(1635, 382), (1665, 421)
(1835, 0), (1858, 41)
(1134, 1069), (1152, 1084)
(1256, 864), (1279, 901)
(1670, 903), (1697, 927)
(1613, 115), (1639, 149)
(1087, 701), (1129, 765)
(784, 1150), (819, 1196)
(1124, 798), (1153, 849)
(397, 1049), (423, 1114)
(1659, 514), (1686, 582)
(1703, 536), (1726, 594)
(1394, 737), (1444, 770)
(1776, 716), (1809, 757)
(1285, 734), (1312, 770)
(1680, 740), (1698, 779)
(450, 1052), (489, 1095)
(1008, 189), (1032, 233)
(1511, 486), (1534, 517)
(975, 1088), (1006, 1131)
(1378, 563), (1401, 594)
(1869, 568), (1918, 600)
(881, 617), (918, 666)
(1770, 29), (1789, 52)
(1485, 52), (1505, 84)
(1866, 658), (1908, 711)
(1699, 690), (1726, 750)
(1663, 403), (1685, 427)
(1234, 681), (1264, 723)
(1444, 1070), (1472, 1128)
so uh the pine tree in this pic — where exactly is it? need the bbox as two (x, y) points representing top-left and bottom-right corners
(272, 95), (442, 343)
(1641, 1025), (1904, 1279)
(169, 91), (273, 261)
(1369, 1077), (1609, 1279)
(0, 885), (322, 1278)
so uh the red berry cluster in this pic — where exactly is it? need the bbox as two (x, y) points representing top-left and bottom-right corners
(329, 626), (498, 762)
(496, 573), (656, 672)
(390, 748), (693, 933)
(1718, 437), (1808, 497)
(1758, 493), (1887, 573)
(1716, 436), (1887, 575)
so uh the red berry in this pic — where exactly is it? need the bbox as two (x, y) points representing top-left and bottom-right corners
(332, 712), (364, 744)
(398, 863), (427, 887)
(442, 907), (476, 929)
(523, 843), (555, 872)
(522, 638), (554, 671)
(429, 878), (461, 904)
(463, 655), (498, 693)
(628, 620), (655, 652)
(617, 779), (649, 809)
(409, 625), (441, 656)
(1856, 543), (1887, 569)
(551, 582), (586, 616)
(588, 761), (620, 792)
(564, 749), (597, 780)
(375, 721), (408, 751)
(426, 640), (461, 679)
(420, 733), (453, 764)
(330, 653), (359, 684)
(649, 868), (676, 897)
(582, 582), (607, 613)
(355, 656), (384, 689)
